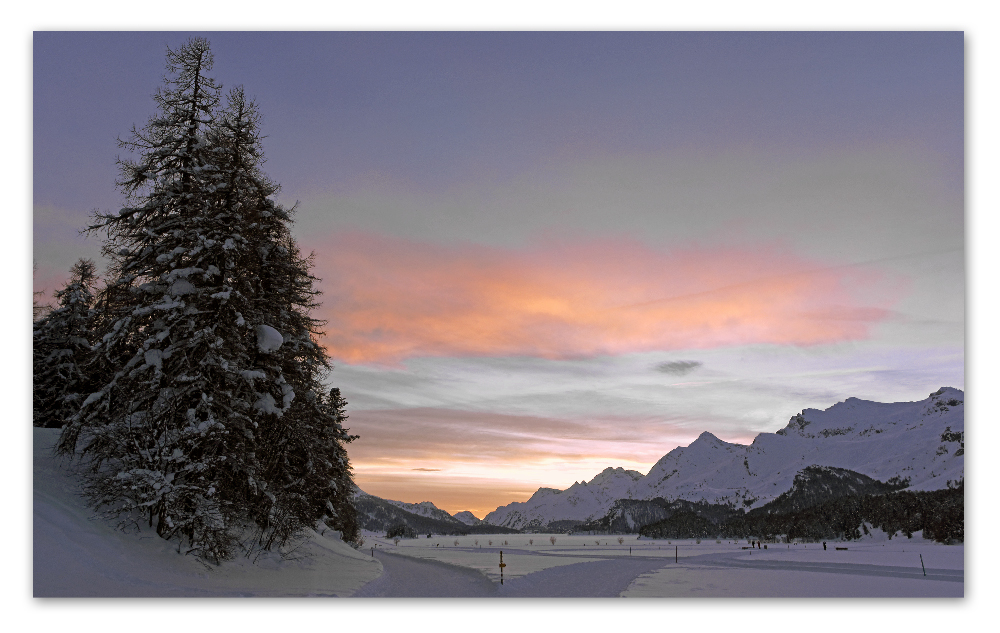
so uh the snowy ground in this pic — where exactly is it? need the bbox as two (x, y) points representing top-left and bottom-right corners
(623, 540), (963, 597)
(33, 428), (382, 597)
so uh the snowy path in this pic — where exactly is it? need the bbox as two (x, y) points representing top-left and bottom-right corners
(352, 549), (670, 597)
(352, 550), (499, 597)
(496, 556), (670, 597)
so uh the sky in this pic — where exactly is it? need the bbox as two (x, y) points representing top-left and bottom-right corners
(32, 31), (965, 518)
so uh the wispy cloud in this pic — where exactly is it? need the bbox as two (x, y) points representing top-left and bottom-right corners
(655, 360), (703, 375)
(309, 232), (905, 365)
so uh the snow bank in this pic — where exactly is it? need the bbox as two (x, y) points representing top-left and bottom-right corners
(33, 428), (382, 597)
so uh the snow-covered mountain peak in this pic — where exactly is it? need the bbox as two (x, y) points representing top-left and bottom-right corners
(930, 386), (963, 401)
(527, 487), (561, 502)
(452, 511), (482, 526)
(588, 466), (643, 487)
(690, 431), (735, 448)
(926, 387), (964, 411)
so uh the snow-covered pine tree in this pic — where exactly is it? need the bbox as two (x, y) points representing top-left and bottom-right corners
(33, 259), (97, 428)
(315, 387), (360, 543)
(206, 87), (360, 548)
(57, 38), (259, 561)
(57, 38), (360, 561)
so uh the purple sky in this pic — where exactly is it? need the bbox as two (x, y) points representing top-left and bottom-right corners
(34, 32), (963, 208)
(32, 32), (965, 515)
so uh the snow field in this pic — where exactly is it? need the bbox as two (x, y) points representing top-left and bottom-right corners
(622, 562), (963, 598)
(723, 539), (964, 570)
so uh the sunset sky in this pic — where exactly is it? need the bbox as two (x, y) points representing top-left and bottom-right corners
(33, 32), (965, 517)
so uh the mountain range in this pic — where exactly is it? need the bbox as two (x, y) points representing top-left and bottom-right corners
(483, 387), (965, 530)
(352, 490), (512, 535)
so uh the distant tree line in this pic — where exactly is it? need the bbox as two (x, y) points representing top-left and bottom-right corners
(635, 481), (963, 544)
(386, 524), (417, 539)
(716, 481), (963, 544)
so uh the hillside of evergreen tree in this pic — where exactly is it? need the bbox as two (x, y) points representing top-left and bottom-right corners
(633, 472), (963, 544)
(740, 465), (911, 516)
(579, 497), (740, 534)
(718, 480), (964, 544)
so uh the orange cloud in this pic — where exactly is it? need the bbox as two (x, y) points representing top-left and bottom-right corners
(354, 472), (541, 519)
(307, 232), (905, 365)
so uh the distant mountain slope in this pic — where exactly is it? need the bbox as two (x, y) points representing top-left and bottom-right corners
(582, 465), (912, 535)
(452, 511), (482, 526)
(748, 465), (908, 516)
(353, 492), (469, 535)
(579, 498), (740, 534)
(483, 467), (643, 530)
(485, 388), (964, 529)
(382, 498), (458, 524)
(353, 492), (519, 535)
(629, 468), (964, 543)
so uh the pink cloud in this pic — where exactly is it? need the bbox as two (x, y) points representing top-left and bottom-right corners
(303, 232), (906, 365)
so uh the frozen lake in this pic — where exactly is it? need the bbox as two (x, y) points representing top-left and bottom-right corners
(358, 533), (963, 597)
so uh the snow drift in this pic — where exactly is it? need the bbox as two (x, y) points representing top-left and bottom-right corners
(33, 428), (381, 597)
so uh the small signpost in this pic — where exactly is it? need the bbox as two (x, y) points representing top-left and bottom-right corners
(499, 550), (506, 585)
